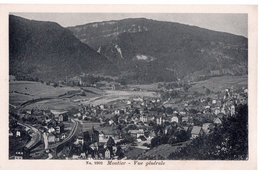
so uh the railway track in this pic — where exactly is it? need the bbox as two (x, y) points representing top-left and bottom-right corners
(48, 120), (79, 149)
(17, 123), (41, 149)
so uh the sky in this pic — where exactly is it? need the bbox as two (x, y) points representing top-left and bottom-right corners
(11, 13), (248, 38)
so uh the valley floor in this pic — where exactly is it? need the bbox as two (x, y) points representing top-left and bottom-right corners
(9, 75), (248, 160)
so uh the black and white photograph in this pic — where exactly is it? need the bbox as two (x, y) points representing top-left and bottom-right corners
(1, 4), (257, 170)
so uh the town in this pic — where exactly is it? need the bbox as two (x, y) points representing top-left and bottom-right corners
(9, 75), (248, 160)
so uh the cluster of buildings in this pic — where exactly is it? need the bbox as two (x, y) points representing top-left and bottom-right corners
(67, 127), (123, 160)
(11, 81), (248, 159)
(67, 85), (248, 159)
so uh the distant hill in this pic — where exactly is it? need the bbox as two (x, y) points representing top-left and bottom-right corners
(9, 15), (117, 81)
(69, 18), (248, 83)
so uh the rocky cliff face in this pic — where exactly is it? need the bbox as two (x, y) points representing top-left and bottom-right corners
(68, 18), (151, 50)
(69, 18), (248, 83)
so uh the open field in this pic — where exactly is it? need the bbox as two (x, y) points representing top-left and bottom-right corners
(9, 93), (35, 105)
(9, 81), (106, 107)
(69, 93), (99, 101)
(10, 81), (79, 97)
(81, 86), (105, 95)
(82, 90), (159, 105)
(189, 75), (248, 93)
(128, 83), (160, 91)
(9, 81), (81, 106)
(9, 76), (247, 111)
(23, 98), (79, 110)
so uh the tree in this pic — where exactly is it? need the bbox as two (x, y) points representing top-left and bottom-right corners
(119, 78), (127, 86)
(78, 115), (82, 120)
(151, 136), (162, 148)
(53, 83), (58, 88)
(112, 115), (119, 123)
(151, 135), (169, 148)
(169, 104), (248, 160)
(166, 107), (173, 114)
(107, 137), (115, 148)
(122, 133), (135, 144)
(205, 88), (211, 95)
(116, 145), (124, 159)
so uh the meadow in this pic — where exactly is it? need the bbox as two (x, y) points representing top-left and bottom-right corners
(188, 75), (248, 93)
(82, 90), (159, 105)
(128, 83), (160, 91)
(9, 81), (80, 105)
(22, 98), (79, 110)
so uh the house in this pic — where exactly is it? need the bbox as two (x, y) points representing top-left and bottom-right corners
(182, 116), (189, 123)
(104, 148), (112, 159)
(72, 154), (80, 159)
(76, 133), (84, 145)
(99, 133), (107, 142)
(230, 105), (235, 116)
(137, 136), (146, 142)
(202, 123), (213, 135)
(48, 133), (56, 143)
(59, 113), (68, 122)
(156, 117), (165, 125)
(51, 110), (68, 122)
(90, 142), (99, 150)
(171, 116), (178, 123)
(148, 131), (156, 139)
(48, 127), (55, 133)
(140, 115), (148, 123)
(26, 110), (32, 114)
(112, 84), (121, 90)
(100, 129), (119, 139)
(220, 107), (226, 115)
(15, 129), (21, 137)
(190, 126), (204, 139)
(213, 117), (222, 124)
(187, 118), (194, 125)
(205, 105), (211, 109)
(9, 130), (14, 136)
(214, 107), (221, 115)
(15, 147), (30, 159)
(14, 150), (23, 160)
(100, 105), (105, 110)
(61, 133), (66, 139)
(108, 119), (114, 125)
(128, 129), (144, 138)
(80, 152), (86, 159)
(83, 115), (88, 120)
(55, 123), (64, 134)
(179, 111), (186, 116)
